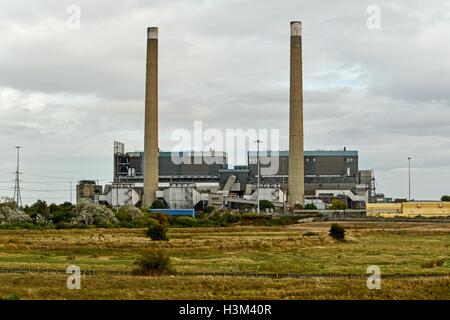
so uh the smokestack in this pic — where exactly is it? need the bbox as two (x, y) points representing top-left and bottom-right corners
(288, 21), (305, 206)
(143, 27), (159, 208)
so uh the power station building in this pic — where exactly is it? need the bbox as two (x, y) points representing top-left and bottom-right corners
(109, 143), (374, 209)
(80, 21), (379, 210)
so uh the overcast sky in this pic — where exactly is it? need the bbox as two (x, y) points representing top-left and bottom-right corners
(1, 0), (449, 204)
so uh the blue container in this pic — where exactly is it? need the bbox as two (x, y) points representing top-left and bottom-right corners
(148, 208), (195, 218)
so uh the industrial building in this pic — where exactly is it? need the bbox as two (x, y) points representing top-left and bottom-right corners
(78, 22), (379, 210)
(104, 143), (375, 209)
(76, 180), (103, 204)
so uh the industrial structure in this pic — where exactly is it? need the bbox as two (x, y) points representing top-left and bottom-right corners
(142, 27), (159, 208)
(94, 143), (375, 209)
(78, 22), (381, 211)
(288, 21), (305, 206)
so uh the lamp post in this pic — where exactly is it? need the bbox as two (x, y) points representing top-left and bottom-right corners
(255, 139), (262, 215)
(408, 157), (411, 201)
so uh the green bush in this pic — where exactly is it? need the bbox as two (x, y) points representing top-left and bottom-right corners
(115, 206), (144, 227)
(133, 251), (174, 275)
(146, 224), (169, 241)
(441, 195), (450, 202)
(304, 203), (318, 210)
(150, 200), (166, 209)
(259, 200), (275, 211)
(330, 199), (347, 210)
(329, 223), (346, 240)
(203, 206), (215, 214)
(170, 216), (196, 227)
(293, 203), (303, 210)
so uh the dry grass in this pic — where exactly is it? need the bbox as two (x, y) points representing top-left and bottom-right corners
(0, 273), (449, 300)
(0, 221), (449, 299)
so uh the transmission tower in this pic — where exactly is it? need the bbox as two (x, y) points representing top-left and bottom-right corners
(13, 146), (22, 208)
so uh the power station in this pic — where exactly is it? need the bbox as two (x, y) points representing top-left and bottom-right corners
(79, 21), (380, 210)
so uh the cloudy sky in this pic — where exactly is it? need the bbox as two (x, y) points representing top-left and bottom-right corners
(1, 0), (449, 204)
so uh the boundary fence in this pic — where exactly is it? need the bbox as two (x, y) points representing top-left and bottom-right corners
(1, 267), (449, 279)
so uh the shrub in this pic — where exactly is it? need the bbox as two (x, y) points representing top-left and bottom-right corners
(421, 258), (445, 268)
(441, 195), (450, 202)
(329, 223), (346, 240)
(0, 203), (32, 225)
(209, 212), (240, 226)
(146, 224), (169, 241)
(170, 216), (196, 227)
(133, 216), (160, 228)
(293, 203), (303, 210)
(115, 206), (144, 226)
(133, 251), (173, 275)
(303, 231), (319, 236)
(203, 206), (215, 214)
(150, 200), (166, 209)
(304, 203), (318, 210)
(330, 199), (347, 210)
(259, 200), (275, 211)
(70, 200), (118, 227)
(51, 210), (76, 224)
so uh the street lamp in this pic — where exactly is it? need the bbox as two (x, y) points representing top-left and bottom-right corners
(255, 139), (262, 215)
(408, 157), (411, 201)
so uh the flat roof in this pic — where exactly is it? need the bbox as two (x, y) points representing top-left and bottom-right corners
(218, 169), (250, 173)
(248, 150), (358, 157)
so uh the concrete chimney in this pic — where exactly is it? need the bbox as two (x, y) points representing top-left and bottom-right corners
(143, 27), (159, 208)
(288, 21), (305, 206)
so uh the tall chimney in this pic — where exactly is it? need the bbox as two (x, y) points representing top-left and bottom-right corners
(288, 21), (305, 206)
(143, 27), (159, 208)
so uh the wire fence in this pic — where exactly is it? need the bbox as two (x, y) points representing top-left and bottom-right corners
(1, 267), (449, 279)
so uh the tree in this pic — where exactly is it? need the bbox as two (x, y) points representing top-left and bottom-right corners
(304, 203), (318, 210)
(330, 199), (347, 210)
(50, 202), (75, 224)
(329, 223), (346, 240)
(441, 195), (450, 202)
(259, 200), (275, 211)
(151, 199), (166, 209)
(24, 200), (49, 220)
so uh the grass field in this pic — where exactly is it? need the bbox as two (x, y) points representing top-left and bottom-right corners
(0, 221), (449, 299)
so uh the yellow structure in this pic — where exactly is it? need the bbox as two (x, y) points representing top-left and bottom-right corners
(367, 202), (450, 217)
(402, 201), (450, 217)
(366, 203), (401, 216)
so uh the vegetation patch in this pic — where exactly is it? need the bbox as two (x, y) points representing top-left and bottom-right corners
(133, 251), (173, 275)
(329, 223), (346, 240)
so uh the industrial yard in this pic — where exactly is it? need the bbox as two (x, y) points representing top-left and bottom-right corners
(0, 221), (448, 299)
